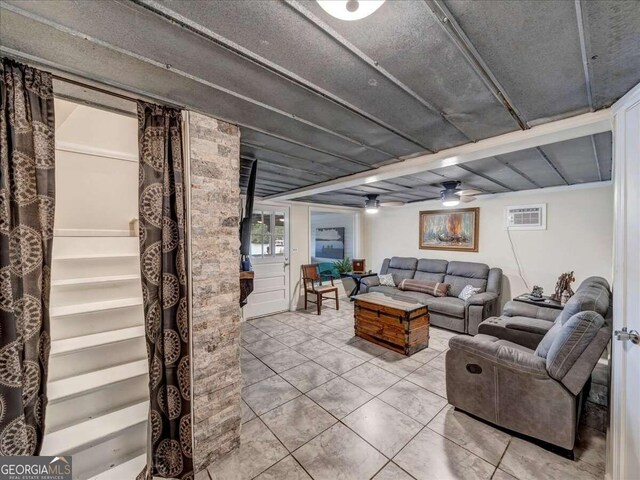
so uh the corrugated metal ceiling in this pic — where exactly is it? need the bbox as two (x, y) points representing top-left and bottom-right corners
(298, 131), (614, 207)
(0, 0), (635, 201)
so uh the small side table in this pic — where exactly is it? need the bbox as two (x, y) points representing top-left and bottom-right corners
(344, 272), (378, 300)
(513, 294), (564, 310)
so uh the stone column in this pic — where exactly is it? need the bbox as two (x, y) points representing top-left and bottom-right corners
(186, 111), (242, 474)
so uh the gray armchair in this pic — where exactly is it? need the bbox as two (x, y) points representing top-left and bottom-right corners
(478, 276), (609, 349)
(446, 277), (612, 451)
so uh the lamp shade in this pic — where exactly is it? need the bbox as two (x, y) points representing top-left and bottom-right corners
(316, 0), (385, 21)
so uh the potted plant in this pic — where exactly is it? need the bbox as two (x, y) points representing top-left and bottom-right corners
(333, 257), (356, 297)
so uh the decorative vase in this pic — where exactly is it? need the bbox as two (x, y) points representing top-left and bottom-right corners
(561, 290), (571, 306)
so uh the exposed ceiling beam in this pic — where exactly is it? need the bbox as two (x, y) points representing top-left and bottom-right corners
(240, 125), (374, 168)
(575, 0), (595, 110)
(240, 172), (304, 189)
(535, 147), (570, 185)
(590, 135), (603, 182)
(242, 141), (354, 175)
(240, 154), (334, 179)
(423, 0), (528, 130)
(134, 0), (431, 152)
(456, 164), (514, 191)
(266, 109), (611, 200)
(492, 155), (542, 188)
(285, 0), (470, 144)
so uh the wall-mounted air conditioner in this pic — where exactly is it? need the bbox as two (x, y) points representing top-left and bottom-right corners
(505, 204), (546, 230)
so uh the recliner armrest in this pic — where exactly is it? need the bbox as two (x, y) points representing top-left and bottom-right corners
(466, 292), (498, 306)
(449, 335), (549, 378)
(503, 300), (561, 322)
(361, 276), (380, 287)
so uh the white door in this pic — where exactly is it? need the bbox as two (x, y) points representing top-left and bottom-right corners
(611, 83), (640, 480)
(243, 205), (290, 319)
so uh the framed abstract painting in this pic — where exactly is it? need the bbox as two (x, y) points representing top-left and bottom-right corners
(419, 208), (479, 252)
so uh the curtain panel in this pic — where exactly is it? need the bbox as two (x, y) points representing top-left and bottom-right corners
(0, 59), (55, 455)
(137, 102), (192, 479)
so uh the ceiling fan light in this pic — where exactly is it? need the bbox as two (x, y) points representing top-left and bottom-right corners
(316, 0), (385, 21)
(441, 190), (460, 207)
(364, 197), (380, 213)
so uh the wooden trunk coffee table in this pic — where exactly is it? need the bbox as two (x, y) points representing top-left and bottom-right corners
(353, 292), (429, 356)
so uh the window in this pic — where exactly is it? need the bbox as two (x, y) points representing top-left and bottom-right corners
(250, 209), (285, 258)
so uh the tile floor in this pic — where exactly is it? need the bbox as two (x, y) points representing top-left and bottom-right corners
(201, 301), (606, 480)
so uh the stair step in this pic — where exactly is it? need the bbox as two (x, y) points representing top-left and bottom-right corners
(51, 297), (143, 317)
(48, 359), (148, 403)
(51, 326), (145, 356)
(52, 274), (140, 287)
(54, 253), (139, 260)
(41, 401), (149, 456)
(90, 454), (146, 480)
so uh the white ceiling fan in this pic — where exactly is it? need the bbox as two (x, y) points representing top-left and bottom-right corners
(440, 181), (482, 206)
(364, 194), (404, 213)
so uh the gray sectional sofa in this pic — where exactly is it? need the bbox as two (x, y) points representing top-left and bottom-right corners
(359, 257), (502, 334)
(445, 277), (612, 451)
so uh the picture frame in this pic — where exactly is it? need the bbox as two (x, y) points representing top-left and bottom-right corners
(419, 207), (479, 252)
(315, 227), (345, 259)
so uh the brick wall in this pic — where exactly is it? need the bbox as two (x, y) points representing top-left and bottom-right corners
(187, 111), (242, 474)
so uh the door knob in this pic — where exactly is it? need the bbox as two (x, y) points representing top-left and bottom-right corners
(614, 327), (640, 345)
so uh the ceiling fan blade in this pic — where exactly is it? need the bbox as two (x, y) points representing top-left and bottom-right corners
(459, 195), (476, 203)
(456, 189), (482, 196)
(380, 201), (405, 207)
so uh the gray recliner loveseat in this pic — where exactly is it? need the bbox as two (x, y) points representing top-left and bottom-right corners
(445, 277), (612, 451)
(359, 257), (503, 334)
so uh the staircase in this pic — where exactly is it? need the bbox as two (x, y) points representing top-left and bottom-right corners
(42, 236), (148, 479)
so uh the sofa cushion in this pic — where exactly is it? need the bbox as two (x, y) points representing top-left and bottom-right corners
(458, 284), (482, 301)
(398, 279), (448, 297)
(414, 271), (445, 283)
(504, 317), (556, 335)
(427, 296), (465, 318)
(368, 285), (401, 297)
(379, 273), (396, 287)
(557, 281), (610, 325)
(416, 258), (448, 273)
(534, 320), (562, 359)
(445, 275), (487, 297)
(389, 257), (418, 270)
(446, 261), (490, 279)
(546, 311), (605, 381)
(478, 316), (549, 350)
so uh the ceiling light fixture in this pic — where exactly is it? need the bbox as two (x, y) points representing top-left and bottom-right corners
(316, 0), (386, 21)
(441, 190), (460, 207)
(364, 196), (380, 213)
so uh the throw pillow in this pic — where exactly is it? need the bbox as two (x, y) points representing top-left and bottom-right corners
(378, 273), (396, 287)
(458, 284), (481, 301)
(399, 279), (449, 297)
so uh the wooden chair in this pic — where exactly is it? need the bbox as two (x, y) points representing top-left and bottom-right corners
(302, 264), (339, 315)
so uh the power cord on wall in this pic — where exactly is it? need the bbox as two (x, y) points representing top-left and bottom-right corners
(506, 226), (530, 291)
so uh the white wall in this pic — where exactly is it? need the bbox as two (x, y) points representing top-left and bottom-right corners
(364, 184), (613, 306)
(310, 210), (357, 262)
(54, 99), (139, 235)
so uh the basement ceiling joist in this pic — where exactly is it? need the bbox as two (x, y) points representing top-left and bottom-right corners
(321, 132), (613, 208)
(1, 0), (636, 200)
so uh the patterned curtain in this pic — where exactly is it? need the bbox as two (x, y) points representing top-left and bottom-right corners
(0, 59), (55, 455)
(137, 102), (192, 479)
